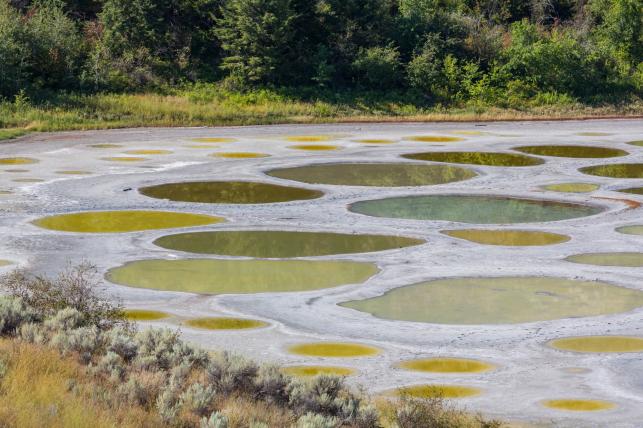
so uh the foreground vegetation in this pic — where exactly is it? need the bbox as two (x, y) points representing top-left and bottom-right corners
(0, 264), (502, 427)
(0, 0), (641, 137)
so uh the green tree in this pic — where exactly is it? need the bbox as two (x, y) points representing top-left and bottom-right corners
(93, 0), (220, 88)
(215, 0), (296, 84)
(0, 0), (29, 97)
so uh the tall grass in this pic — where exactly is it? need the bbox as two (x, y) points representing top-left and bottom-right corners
(0, 86), (640, 138)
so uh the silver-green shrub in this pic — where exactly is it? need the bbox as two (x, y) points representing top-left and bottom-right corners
(296, 412), (339, 428)
(207, 351), (258, 395)
(179, 383), (216, 416)
(0, 296), (38, 335)
(200, 411), (229, 428)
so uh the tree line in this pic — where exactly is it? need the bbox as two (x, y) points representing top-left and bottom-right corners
(1, 0), (641, 104)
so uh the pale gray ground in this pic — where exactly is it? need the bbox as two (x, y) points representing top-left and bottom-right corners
(1, 120), (642, 427)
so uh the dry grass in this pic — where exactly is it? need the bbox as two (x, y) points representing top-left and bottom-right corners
(0, 89), (641, 139)
(0, 339), (160, 428)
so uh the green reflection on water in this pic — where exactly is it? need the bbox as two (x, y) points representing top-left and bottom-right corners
(139, 181), (323, 204)
(402, 151), (543, 166)
(154, 230), (424, 257)
(515, 145), (627, 158)
(443, 229), (569, 246)
(566, 252), (643, 267)
(341, 277), (643, 324)
(267, 163), (476, 187)
(350, 195), (601, 224)
(107, 259), (378, 294)
(580, 163), (643, 178)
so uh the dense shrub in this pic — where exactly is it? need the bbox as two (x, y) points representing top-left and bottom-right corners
(352, 45), (402, 88)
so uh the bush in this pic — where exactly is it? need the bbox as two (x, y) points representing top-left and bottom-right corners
(207, 351), (258, 395)
(352, 45), (402, 88)
(254, 364), (289, 404)
(51, 325), (103, 363)
(0, 0), (30, 97)
(296, 412), (339, 428)
(0, 263), (124, 328)
(179, 383), (216, 417)
(134, 328), (208, 371)
(200, 412), (229, 428)
(0, 297), (37, 335)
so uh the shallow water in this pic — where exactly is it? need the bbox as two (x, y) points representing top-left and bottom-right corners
(543, 183), (600, 193)
(443, 229), (569, 246)
(341, 277), (643, 324)
(542, 399), (615, 412)
(402, 151), (543, 167)
(617, 225), (643, 235)
(282, 366), (356, 377)
(398, 358), (494, 373)
(55, 170), (92, 175)
(191, 138), (236, 143)
(101, 157), (147, 162)
(0, 260), (12, 267)
(124, 150), (172, 155)
(618, 186), (643, 195)
(354, 139), (396, 144)
(549, 336), (643, 353)
(89, 144), (123, 148)
(394, 384), (480, 398)
(566, 252), (643, 267)
(0, 157), (38, 165)
(287, 342), (380, 357)
(123, 309), (170, 321)
(285, 135), (335, 142)
(12, 178), (43, 183)
(349, 195), (602, 224)
(139, 181), (323, 204)
(184, 317), (268, 330)
(515, 145), (627, 158)
(33, 211), (222, 233)
(404, 136), (464, 142)
(106, 259), (378, 294)
(288, 144), (341, 151)
(153, 230), (424, 257)
(580, 163), (643, 178)
(267, 163), (476, 187)
(628, 140), (643, 147)
(211, 152), (270, 158)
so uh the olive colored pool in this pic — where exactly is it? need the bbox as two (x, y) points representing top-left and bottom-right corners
(443, 229), (569, 246)
(184, 317), (268, 330)
(402, 151), (543, 167)
(617, 225), (643, 235)
(0, 157), (38, 165)
(404, 136), (464, 142)
(566, 252), (643, 267)
(549, 336), (643, 353)
(288, 145), (341, 151)
(618, 186), (643, 195)
(282, 366), (356, 377)
(123, 309), (170, 321)
(139, 181), (323, 204)
(33, 211), (223, 233)
(153, 230), (424, 257)
(394, 384), (481, 399)
(542, 399), (615, 412)
(340, 277), (643, 324)
(349, 195), (602, 224)
(287, 342), (380, 357)
(580, 163), (643, 178)
(543, 183), (600, 193)
(398, 358), (494, 373)
(266, 163), (477, 187)
(514, 145), (628, 158)
(106, 259), (378, 294)
(212, 152), (270, 158)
